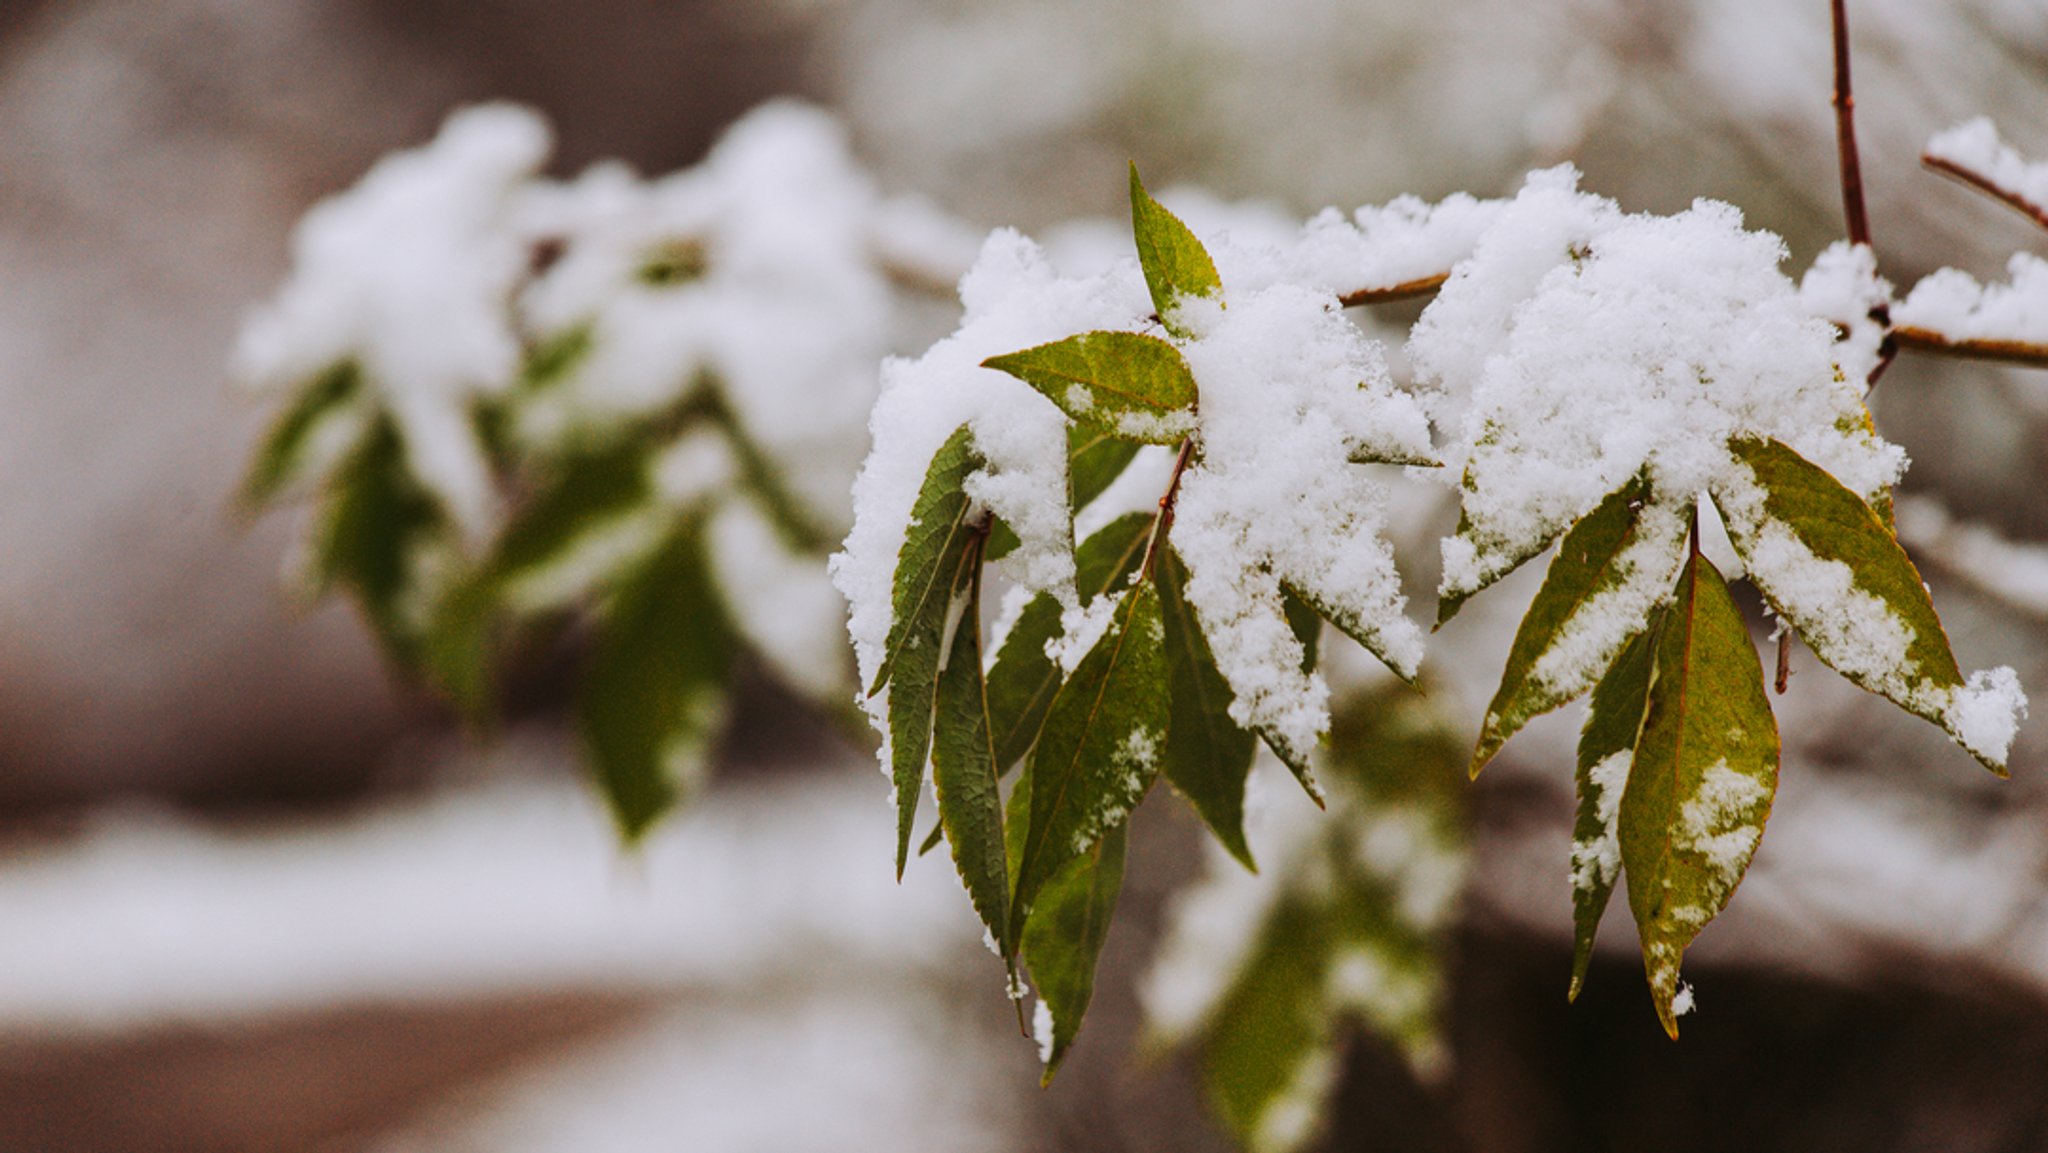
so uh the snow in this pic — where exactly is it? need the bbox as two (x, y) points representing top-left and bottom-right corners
(1896, 494), (2048, 617)
(0, 756), (973, 1033)
(235, 103), (550, 539)
(1678, 759), (1770, 886)
(1413, 166), (1903, 661)
(1031, 998), (1056, 1064)
(1286, 191), (1505, 300)
(1894, 253), (2048, 349)
(516, 101), (893, 534)
(1926, 117), (2048, 215)
(1570, 750), (1630, 895)
(1797, 240), (1892, 385)
(838, 198), (1437, 769)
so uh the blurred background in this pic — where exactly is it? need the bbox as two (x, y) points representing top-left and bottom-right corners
(4, 0), (2048, 1149)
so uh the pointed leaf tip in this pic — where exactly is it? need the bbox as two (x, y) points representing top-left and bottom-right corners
(1127, 164), (1223, 337)
(983, 332), (1198, 445)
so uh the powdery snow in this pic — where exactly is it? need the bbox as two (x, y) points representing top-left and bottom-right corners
(516, 101), (893, 534)
(1925, 117), (2048, 216)
(1413, 167), (1903, 632)
(235, 103), (550, 538)
(1797, 240), (1893, 385)
(1894, 253), (2048, 349)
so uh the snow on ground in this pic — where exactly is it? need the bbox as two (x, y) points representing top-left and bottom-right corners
(0, 734), (976, 1034)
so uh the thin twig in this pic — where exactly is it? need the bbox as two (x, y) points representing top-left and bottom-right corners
(1140, 437), (1199, 579)
(1892, 326), (2048, 370)
(1829, 0), (1898, 388)
(1923, 154), (2048, 233)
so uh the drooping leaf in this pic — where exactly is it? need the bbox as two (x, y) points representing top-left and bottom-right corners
(1069, 423), (1142, 513)
(308, 415), (450, 667)
(1568, 621), (1659, 1001)
(1156, 545), (1258, 870)
(1469, 475), (1688, 776)
(242, 360), (366, 506)
(579, 518), (735, 841)
(1720, 437), (1993, 771)
(1282, 579), (1420, 686)
(1283, 590), (1321, 671)
(1128, 163), (1223, 337)
(1009, 582), (1170, 951)
(986, 512), (1157, 772)
(489, 440), (668, 614)
(1347, 442), (1441, 468)
(871, 426), (987, 876)
(1618, 551), (1778, 1038)
(931, 550), (1011, 955)
(982, 331), (1198, 445)
(1434, 498), (1558, 629)
(1023, 819), (1128, 1083)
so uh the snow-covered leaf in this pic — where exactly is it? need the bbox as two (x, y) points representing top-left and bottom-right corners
(1023, 820), (1127, 1083)
(1129, 164), (1223, 337)
(982, 331), (1198, 445)
(1720, 437), (2014, 773)
(307, 416), (452, 668)
(986, 512), (1156, 772)
(1470, 475), (1686, 776)
(1619, 551), (1778, 1038)
(931, 549), (1011, 957)
(1157, 545), (1258, 870)
(872, 425), (987, 874)
(1009, 582), (1169, 950)
(242, 361), (367, 506)
(1569, 621), (1658, 1001)
(579, 520), (734, 841)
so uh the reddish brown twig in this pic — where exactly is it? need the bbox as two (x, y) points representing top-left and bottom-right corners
(1923, 153), (2048, 234)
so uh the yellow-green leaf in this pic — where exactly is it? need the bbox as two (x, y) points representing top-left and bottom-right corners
(1720, 437), (1995, 771)
(242, 360), (367, 506)
(1470, 476), (1687, 776)
(1618, 551), (1778, 1038)
(982, 331), (1198, 445)
(1568, 621), (1659, 1002)
(1129, 163), (1223, 338)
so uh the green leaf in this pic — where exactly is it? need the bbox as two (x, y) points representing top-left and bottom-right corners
(1129, 163), (1223, 337)
(1008, 581), (1170, 951)
(1157, 545), (1258, 870)
(982, 331), (1198, 445)
(579, 519), (735, 841)
(1434, 499), (1558, 629)
(1720, 437), (1992, 771)
(872, 425), (988, 875)
(1568, 622), (1659, 1002)
(242, 361), (366, 506)
(1023, 819), (1128, 1083)
(308, 416), (451, 667)
(1469, 475), (1688, 776)
(490, 441), (668, 614)
(1282, 579), (1420, 686)
(985, 512), (1157, 772)
(1619, 551), (1778, 1038)
(931, 553), (1012, 955)
(1069, 424), (1142, 513)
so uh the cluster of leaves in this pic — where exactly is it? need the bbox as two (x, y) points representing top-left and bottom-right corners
(871, 170), (1429, 1077)
(1451, 424), (2003, 1034)
(242, 253), (837, 840)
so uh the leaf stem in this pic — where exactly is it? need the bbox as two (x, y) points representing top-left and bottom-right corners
(1140, 437), (1199, 579)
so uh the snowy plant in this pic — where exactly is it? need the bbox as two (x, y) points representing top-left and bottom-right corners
(239, 100), (953, 837)
(835, 169), (1448, 1076)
